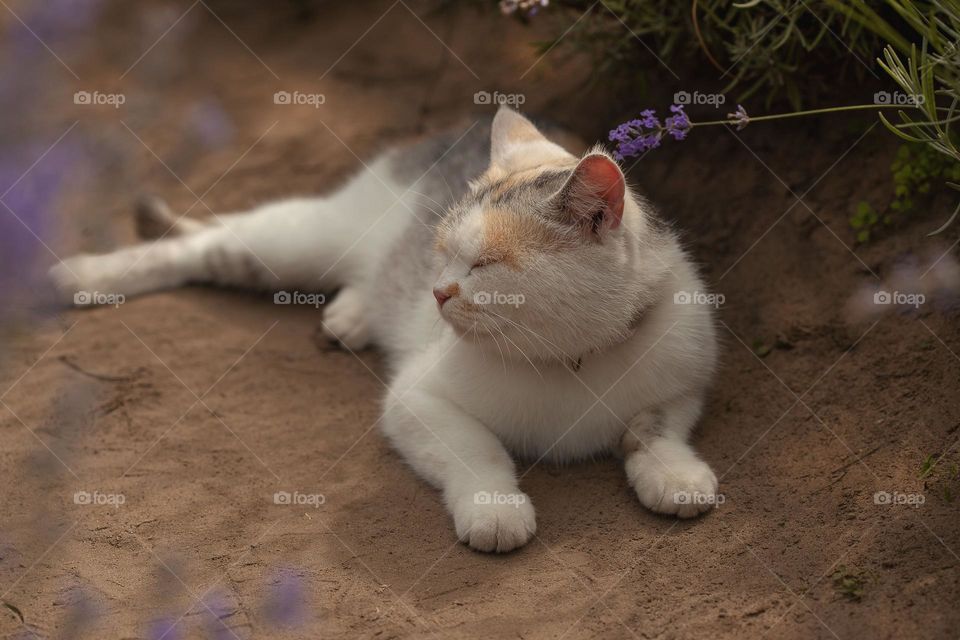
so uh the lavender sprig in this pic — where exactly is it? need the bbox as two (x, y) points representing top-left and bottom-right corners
(500, 0), (549, 17)
(610, 100), (927, 161)
(608, 104), (693, 161)
(729, 104), (750, 130)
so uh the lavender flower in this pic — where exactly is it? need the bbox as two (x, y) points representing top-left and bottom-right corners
(262, 568), (307, 628)
(608, 105), (692, 161)
(187, 99), (235, 149)
(146, 616), (183, 640)
(664, 104), (691, 140)
(728, 104), (749, 130)
(500, 0), (549, 17)
(203, 591), (239, 640)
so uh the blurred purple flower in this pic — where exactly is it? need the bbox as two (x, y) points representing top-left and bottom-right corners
(10, 0), (105, 56)
(500, 0), (549, 17)
(203, 591), (239, 640)
(263, 568), (307, 629)
(146, 616), (183, 640)
(0, 142), (82, 304)
(187, 100), (235, 150)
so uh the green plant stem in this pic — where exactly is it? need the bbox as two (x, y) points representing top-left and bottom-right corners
(692, 103), (914, 128)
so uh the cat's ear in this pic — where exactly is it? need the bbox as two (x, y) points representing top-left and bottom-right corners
(555, 152), (625, 234)
(490, 106), (547, 166)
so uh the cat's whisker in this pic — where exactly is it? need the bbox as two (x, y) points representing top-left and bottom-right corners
(486, 309), (574, 366)
(477, 315), (507, 375)
(487, 317), (543, 379)
(407, 189), (451, 219)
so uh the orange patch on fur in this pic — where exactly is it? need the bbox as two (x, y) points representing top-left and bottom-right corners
(442, 282), (460, 298)
(480, 208), (569, 269)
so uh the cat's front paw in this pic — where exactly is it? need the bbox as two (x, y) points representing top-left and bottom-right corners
(453, 491), (536, 553)
(321, 287), (369, 350)
(628, 449), (719, 519)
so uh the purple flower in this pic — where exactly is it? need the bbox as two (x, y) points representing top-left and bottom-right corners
(639, 109), (659, 128)
(664, 104), (691, 140)
(0, 142), (82, 312)
(146, 617), (183, 640)
(609, 105), (690, 160)
(263, 568), (307, 628)
(187, 99), (235, 149)
(728, 104), (749, 130)
(609, 102), (700, 160)
(500, 0), (548, 16)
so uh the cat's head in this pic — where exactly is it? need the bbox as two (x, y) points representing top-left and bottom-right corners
(432, 107), (671, 363)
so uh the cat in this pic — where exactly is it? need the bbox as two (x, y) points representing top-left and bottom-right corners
(50, 107), (719, 553)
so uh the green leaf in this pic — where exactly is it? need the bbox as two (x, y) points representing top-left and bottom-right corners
(920, 454), (936, 479)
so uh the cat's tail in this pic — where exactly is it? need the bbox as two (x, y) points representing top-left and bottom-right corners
(134, 195), (213, 239)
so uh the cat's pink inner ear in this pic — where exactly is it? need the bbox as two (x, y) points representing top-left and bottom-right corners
(571, 154), (625, 230)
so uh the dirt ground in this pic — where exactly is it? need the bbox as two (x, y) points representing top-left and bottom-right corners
(2, 1), (959, 638)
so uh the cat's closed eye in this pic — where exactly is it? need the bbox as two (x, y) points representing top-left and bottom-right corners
(469, 258), (498, 273)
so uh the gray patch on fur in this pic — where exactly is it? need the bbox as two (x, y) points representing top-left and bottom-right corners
(387, 119), (493, 216)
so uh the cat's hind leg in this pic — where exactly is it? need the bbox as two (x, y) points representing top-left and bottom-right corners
(622, 395), (719, 518)
(50, 221), (276, 304)
(133, 194), (212, 239)
(49, 196), (369, 306)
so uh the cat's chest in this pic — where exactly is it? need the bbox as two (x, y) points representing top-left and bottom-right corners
(426, 346), (645, 460)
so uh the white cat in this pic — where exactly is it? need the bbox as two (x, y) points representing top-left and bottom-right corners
(50, 107), (719, 553)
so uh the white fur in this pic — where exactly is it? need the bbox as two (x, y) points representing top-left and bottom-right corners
(50, 108), (719, 553)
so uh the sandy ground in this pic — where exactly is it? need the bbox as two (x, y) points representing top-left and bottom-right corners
(1, 1), (959, 638)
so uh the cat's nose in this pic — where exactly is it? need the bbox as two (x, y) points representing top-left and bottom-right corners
(433, 283), (459, 307)
(433, 288), (451, 307)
